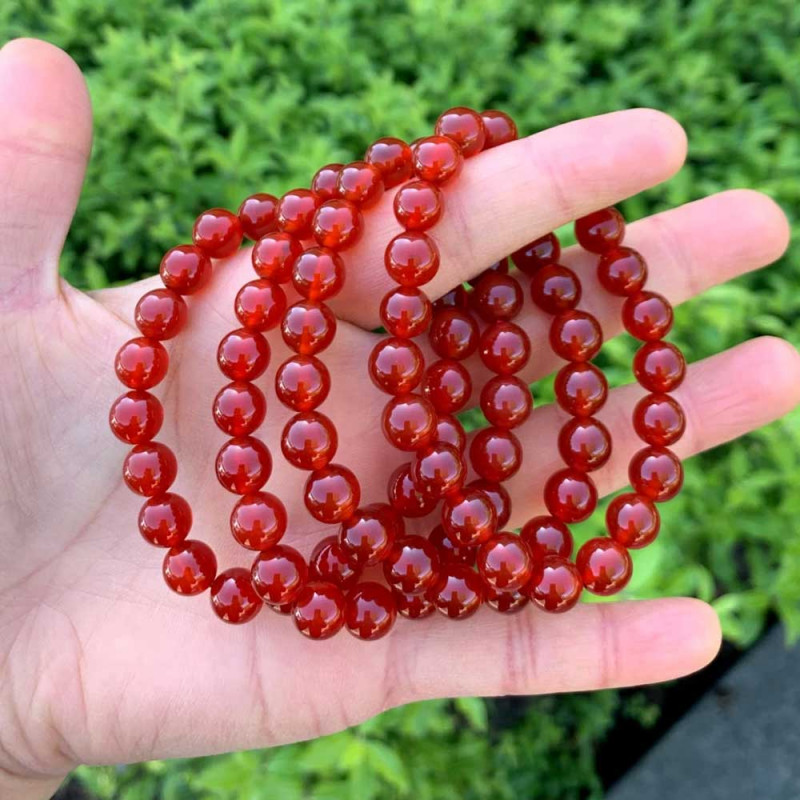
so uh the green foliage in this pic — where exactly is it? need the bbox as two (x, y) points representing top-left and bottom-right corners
(4, 0), (800, 797)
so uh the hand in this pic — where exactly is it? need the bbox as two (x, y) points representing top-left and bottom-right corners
(1, 38), (798, 800)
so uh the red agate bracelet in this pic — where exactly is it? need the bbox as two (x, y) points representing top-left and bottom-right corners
(109, 107), (686, 641)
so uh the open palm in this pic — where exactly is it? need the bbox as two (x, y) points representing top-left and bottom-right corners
(1, 39), (799, 800)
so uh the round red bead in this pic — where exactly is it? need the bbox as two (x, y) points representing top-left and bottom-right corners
(277, 189), (319, 238)
(412, 136), (464, 183)
(434, 564), (484, 620)
(345, 582), (397, 641)
(623, 291), (674, 342)
(292, 248), (345, 301)
(311, 164), (343, 201)
(312, 199), (364, 250)
(530, 264), (582, 314)
(135, 289), (187, 340)
(238, 193), (278, 240)
(382, 394), (437, 451)
(305, 464), (360, 523)
(554, 363), (608, 417)
(340, 502), (401, 566)
(629, 446), (684, 502)
(230, 492), (287, 551)
(598, 247), (648, 296)
(511, 233), (561, 275)
(550, 311), (603, 362)
(477, 532), (534, 591)
(281, 301), (337, 355)
(471, 273), (523, 322)
(486, 586), (530, 614)
(364, 137), (413, 188)
(217, 329), (270, 381)
(469, 427), (522, 482)
(633, 393), (686, 446)
(558, 417), (612, 472)
(115, 337), (169, 390)
(575, 208), (626, 254)
(429, 524), (477, 566)
(481, 110), (518, 149)
(369, 338), (424, 395)
(480, 375), (532, 429)
(606, 492), (660, 549)
(544, 468), (598, 523)
(520, 515), (573, 560)
(252, 545), (308, 605)
(337, 161), (384, 208)
(633, 342), (686, 393)
(310, 536), (361, 590)
(577, 538), (633, 596)
(380, 287), (432, 338)
(192, 208), (243, 259)
(234, 279), (287, 332)
(383, 535), (440, 594)
(422, 359), (472, 414)
(394, 588), (437, 619)
(441, 488), (497, 547)
(109, 390), (163, 445)
(138, 493), (192, 548)
(479, 321), (531, 375)
(468, 479), (511, 529)
(527, 556), (583, 613)
(413, 442), (465, 498)
(293, 582), (346, 640)
(394, 181), (443, 230)
(434, 285), (470, 312)
(213, 382), (266, 437)
(160, 245), (212, 295)
(123, 442), (177, 496)
(385, 232), (440, 287)
(210, 567), (263, 624)
(435, 107), (486, 157)
(252, 232), (303, 283)
(163, 540), (217, 596)
(281, 412), (338, 470)
(275, 355), (330, 411)
(387, 463), (438, 518)
(215, 436), (272, 494)
(429, 309), (479, 361)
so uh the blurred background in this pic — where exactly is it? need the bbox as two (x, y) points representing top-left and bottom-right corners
(3, 0), (799, 797)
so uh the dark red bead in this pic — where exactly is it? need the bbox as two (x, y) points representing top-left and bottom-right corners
(369, 338), (424, 394)
(633, 393), (686, 446)
(527, 556), (582, 613)
(633, 342), (686, 393)
(468, 479), (511, 529)
(238, 193), (278, 240)
(230, 492), (287, 551)
(281, 412), (338, 470)
(364, 137), (413, 188)
(629, 446), (683, 502)
(109, 390), (163, 444)
(434, 564), (484, 619)
(422, 359), (472, 414)
(135, 289), (187, 340)
(429, 309), (479, 360)
(292, 248), (345, 301)
(213, 381), (266, 436)
(550, 311), (603, 362)
(252, 545), (308, 605)
(511, 233), (561, 275)
(477, 532), (533, 591)
(215, 436), (272, 495)
(234, 279), (287, 332)
(480, 375), (532, 429)
(252, 232), (303, 283)
(413, 442), (465, 498)
(138, 493), (192, 548)
(469, 427), (522, 482)
(479, 322), (531, 375)
(311, 164), (343, 201)
(192, 208), (243, 258)
(598, 247), (648, 296)
(380, 287), (433, 338)
(471, 273), (523, 322)
(277, 188), (319, 238)
(123, 442), (177, 496)
(310, 536), (361, 590)
(577, 538), (633, 596)
(435, 107), (486, 157)
(293, 582), (346, 639)
(467, 258), (509, 288)
(275, 355), (330, 411)
(345, 582), (397, 640)
(394, 588), (437, 619)
(606, 492), (660, 549)
(382, 394), (437, 451)
(574, 207), (626, 254)
(281, 301), (336, 355)
(394, 181), (443, 230)
(481, 110), (518, 149)
(211, 568), (263, 624)
(623, 291), (674, 342)
(436, 413), (467, 452)
(160, 245), (211, 295)
(520, 515), (573, 560)
(383, 535), (440, 594)
(312, 199), (364, 250)
(412, 136), (463, 183)
(544, 468), (598, 523)
(163, 540), (217, 596)
(433, 285), (470, 312)
(385, 232), (440, 287)
(441, 488), (497, 547)
(558, 417), (612, 472)
(337, 161), (384, 208)
(530, 264), (581, 314)
(115, 337), (169, 390)
(305, 464), (361, 523)
(340, 502), (402, 566)
(388, 463), (438, 518)
(217, 329), (270, 381)
(429, 524), (477, 566)
(486, 586), (529, 614)
(554, 363), (608, 417)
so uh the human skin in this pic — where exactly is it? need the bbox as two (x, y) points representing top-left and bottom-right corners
(1, 37), (799, 800)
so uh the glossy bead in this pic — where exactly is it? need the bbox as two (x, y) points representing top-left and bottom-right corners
(293, 582), (346, 639)
(633, 394), (686, 446)
(383, 535), (440, 594)
(429, 309), (479, 360)
(135, 289), (187, 340)
(382, 394), (437, 451)
(633, 342), (686, 393)
(598, 247), (648, 296)
(558, 417), (612, 472)
(468, 479), (511, 529)
(544, 468), (598, 523)
(311, 164), (343, 201)
(312, 199), (364, 250)
(217, 329), (270, 381)
(337, 161), (384, 208)
(550, 311), (603, 362)
(412, 136), (463, 183)
(380, 287), (432, 338)
(479, 322), (531, 375)
(252, 545), (308, 605)
(292, 248), (345, 301)
(109, 391), (163, 444)
(435, 107), (486, 156)
(606, 492), (660, 549)
(230, 492), (287, 551)
(369, 338), (424, 394)
(123, 442), (177, 496)
(433, 285), (470, 312)
(345, 582), (397, 640)
(212, 382), (266, 437)
(434, 564), (484, 619)
(394, 588), (437, 619)
(575, 207), (625, 254)
(281, 301), (336, 355)
(520, 515), (573, 560)
(623, 291), (674, 342)
(554, 363), (608, 417)
(527, 556), (582, 613)
(480, 376), (532, 429)
(281, 412), (338, 470)
(138, 493), (192, 548)
(215, 436), (272, 494)
(577, 538), (633, 596)
(211, 568), (263, 624)
(471, 273), (523, 322)
(115, 337), (168, 390)
(310, 536), (361, 589)
(413, 442), (465, 498)
(252, 232), (303, 283)
(192, 208), (243, 258)
(160, 245), (212, 295)
(429, 523), (477, 566)
(277, 188), (319, 237)
(629, 446), (684, 502)
(340, 502), (401, 566)
(305, 464), (361, 524)
(238, 193), (278, 240)
(384, 232), (440, 287)
(436, 413), (467, 452)
(486, 586), (529, 613)
(481, 110), (518, 149)
(467, 258), (509, 288)
(275, 355), (331, 411)
(530, 264), (581, 314)
(469, 427), (522, 482)
(422, 359), (472, 414)
(477, 532), (533, 591)
(234, 279), (287, 331)
(441, 488), (497, 547)
(388, 463), (439, 518)
(511, 233), (561, 275)
(394, 181), (443, 230)
(163, 540), (217, 596)
(364, 137), (414, 188)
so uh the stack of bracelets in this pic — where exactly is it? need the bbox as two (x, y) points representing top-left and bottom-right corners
(109, 107), (686, 641)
